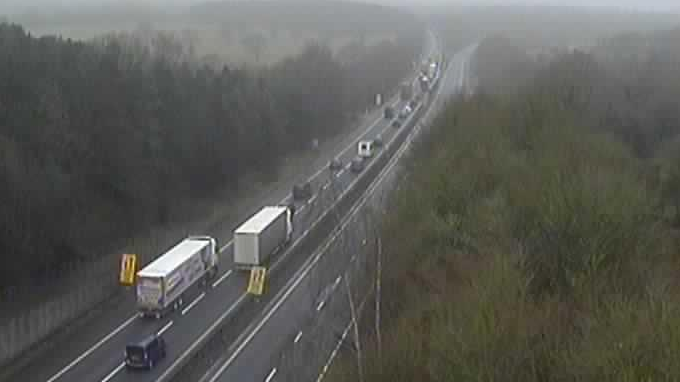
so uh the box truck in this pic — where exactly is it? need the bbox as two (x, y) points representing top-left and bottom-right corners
(234, 206), (293, 270)
(136, 236), (218, 319)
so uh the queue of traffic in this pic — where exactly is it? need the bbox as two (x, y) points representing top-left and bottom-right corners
(122, 57), (440, 371)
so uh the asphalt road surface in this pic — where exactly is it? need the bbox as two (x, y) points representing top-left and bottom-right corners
(196, 43), (479, 382)
(5, 30), (440, 382)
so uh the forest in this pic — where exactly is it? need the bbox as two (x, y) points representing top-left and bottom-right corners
(328, 25), (680, 381)
(0, 19), (420, 289)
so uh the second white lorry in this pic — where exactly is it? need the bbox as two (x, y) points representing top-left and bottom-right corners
(234, 206), (293, 270)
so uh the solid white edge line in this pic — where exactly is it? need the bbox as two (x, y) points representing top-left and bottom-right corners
(212, 270), (233, 289)
(205, 59), (434, 381)
(157, 320), (174, 336)
(45, 314), (137, 382)
(169, 38), (458, 382)
(43, 41), (438, 382)
(264, 368), (277, 382)
(100, 362), (125, 382)
(182, 293), (206, 316)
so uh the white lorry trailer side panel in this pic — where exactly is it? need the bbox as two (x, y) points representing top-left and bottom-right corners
(234, 206), (289, 267)
(136, 238), (213, 314)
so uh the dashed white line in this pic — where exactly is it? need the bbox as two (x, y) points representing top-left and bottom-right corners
(100, 362), (125, 382)
(294, 331), (303, 344)
(351, 255), (357, 262)
(335, 169), (345, 178)
(298, 204), (306, 213)
(212, 270), (233, 288)
(46, 314), (137, 382)
(316, 300), (326, 311)
(309, 194), (318, 204)
(219, 240), (233, 253)
(157, 320), (174, 336)
(322, 183), (329, 190)
(182, 293), (206, 315)
(265, 368), (277, 382)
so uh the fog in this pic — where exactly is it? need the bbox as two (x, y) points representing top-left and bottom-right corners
(3, 0), (680, 14)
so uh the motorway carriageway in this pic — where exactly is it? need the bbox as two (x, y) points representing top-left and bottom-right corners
(9, 32), (439, 382)
(200, 42), (477, 382)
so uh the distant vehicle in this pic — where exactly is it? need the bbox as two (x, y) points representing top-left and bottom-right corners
(329, 158), (343, 171)
(292, 182), (312, 200)
(312, 138), (319, 150)
(409, 100), (418, 109)
(384, 106), (395, 119)
(350, 157), (365, 173)
(358, 140), (374, 158)
(392, 119), (402, 128)
(373, 135), (383, 147)
(234, 206), (293, 269)
(399, 81), (413, 101)
(136, 236), (218, 319)
(125, 334), (166, 370)
(398, 105), (412, 119)
(419, 76), (430, 92)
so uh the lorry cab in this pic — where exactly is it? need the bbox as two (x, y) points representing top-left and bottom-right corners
(124, 334), (166, 370)
(358, 140), (374, 158)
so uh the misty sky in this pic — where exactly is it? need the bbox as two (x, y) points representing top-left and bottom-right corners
(2, 0), (680, 14)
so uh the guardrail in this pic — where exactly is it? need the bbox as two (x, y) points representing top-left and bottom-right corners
(165, 75), (435, 382)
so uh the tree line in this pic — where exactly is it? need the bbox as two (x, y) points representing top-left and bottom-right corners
(328, 25), (680, 381)
(0, 22), (420, 288)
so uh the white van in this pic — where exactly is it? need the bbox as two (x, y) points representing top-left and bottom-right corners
(358, 140), (374, 158)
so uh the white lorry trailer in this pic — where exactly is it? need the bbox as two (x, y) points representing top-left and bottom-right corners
(135, 236), (218, 319)
(234, 206), (293, 270)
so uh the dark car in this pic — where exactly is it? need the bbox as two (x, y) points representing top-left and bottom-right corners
(384, 106), (395, 119)
(350, 157), (365, 173)
(373, 135), (383, 147)
(292, 182), (313, 201)
(329, 158), (343, 171)
(409, 99), (418, 109)
(125, 334), (166, 370)
(392, 119), (402, 128)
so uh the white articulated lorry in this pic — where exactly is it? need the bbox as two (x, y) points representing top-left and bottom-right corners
(234, 206), (293, 270)
(135, 236), (218, 319)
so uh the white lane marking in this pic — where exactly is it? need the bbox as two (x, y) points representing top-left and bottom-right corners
(334, 276), (342, 287)
(298, 204), (306, 213)
(212, 270), (233, 288)
(182, 293), (206, 315)
(156, 294), (247, 382)
(315, 320), (352, 382)
(308, 194), (318, 204)
(294, 331), (302, 344)
(101, 363), (125, 382)
(351, 255), (357, 263)
(264, 368), (277, 382)
(316, 301), (326, 311)
(219, 241), (233, 253)
(45, 45), (443, 382)
(46, 314), (137, 382)
(157, 320), (174, 336)
(206, 77), (432, 381)
(335, 169), (344, 178)
(322, 183), (329, 190)
(177, 42), (458, 382)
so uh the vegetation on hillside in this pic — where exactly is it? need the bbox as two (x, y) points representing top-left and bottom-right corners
(0, 20), (419, 289)
(12, 0), (420, 66)
(329, 26), (680, 381)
